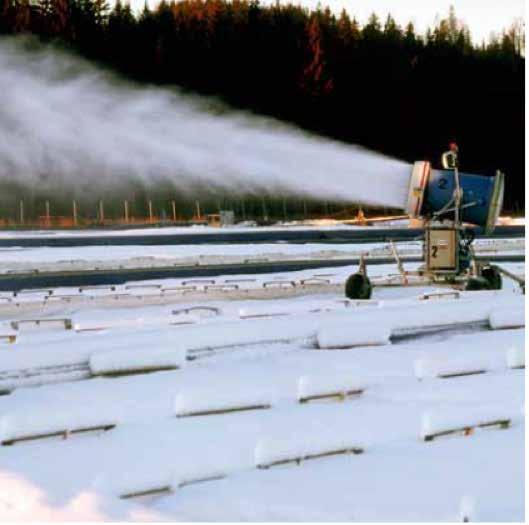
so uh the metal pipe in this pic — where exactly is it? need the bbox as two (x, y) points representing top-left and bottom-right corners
(495, 265), (525, 287)
(454, 166), (461, 225)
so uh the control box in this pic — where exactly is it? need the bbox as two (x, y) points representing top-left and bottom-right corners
(425, 228), (458, 272)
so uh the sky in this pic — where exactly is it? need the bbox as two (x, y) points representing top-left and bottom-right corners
(130, 0), (524, 43)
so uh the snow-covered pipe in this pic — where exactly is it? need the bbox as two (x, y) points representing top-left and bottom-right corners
(317, 324), (391, 349)
(414, 356), (489, 380)
(317, 296), (522, 349)
(489, 307), (525, 330)
(254, 413), (365, 469)
(420, 404), (518, 441)
(297, 372), (366, 402)
(0, 408), (117, 445)
(174, 386), (272, 417)
(506, 346), (525, 369)
(89, 347), (186, 375)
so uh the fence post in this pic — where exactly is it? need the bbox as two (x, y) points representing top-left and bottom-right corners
(148, 200), (153, 223)
(124, 200), (129, 223)
(99, 200), (104, 224)
(172, 200), (177, 222)
(19, 200), (24, 226)
(262, 197), (268, 222)
(72, 200), (78, 226)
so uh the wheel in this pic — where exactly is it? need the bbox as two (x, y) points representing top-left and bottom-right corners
(465, 276), (491, 291)
(345, 273), (372, 299)
(481, 266), (502, 290)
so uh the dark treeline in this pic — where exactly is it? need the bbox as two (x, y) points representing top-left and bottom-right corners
(0, 0), (525, 212)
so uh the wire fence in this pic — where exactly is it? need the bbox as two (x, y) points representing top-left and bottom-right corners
(0, 196), (397, 228)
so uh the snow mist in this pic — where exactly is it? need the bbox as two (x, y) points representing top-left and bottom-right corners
(0, 38), (410, 208)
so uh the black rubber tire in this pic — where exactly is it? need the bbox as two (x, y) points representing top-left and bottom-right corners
(345, 273), (372, 299)
(481, 266), (502, 290)
(465, 276), (491, 291)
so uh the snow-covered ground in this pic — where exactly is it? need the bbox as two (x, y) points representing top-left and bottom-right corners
(0, 237), (523, 274)
(0, 242), (524, 521)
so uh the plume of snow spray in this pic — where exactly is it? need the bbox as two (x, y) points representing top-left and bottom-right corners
(0, 37), (410, 208)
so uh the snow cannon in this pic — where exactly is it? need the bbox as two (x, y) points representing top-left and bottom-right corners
(406, 161), (504, 234)
(344, 151), (522, 300)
